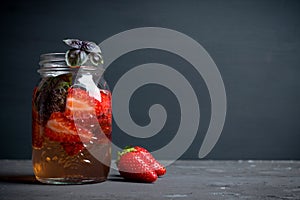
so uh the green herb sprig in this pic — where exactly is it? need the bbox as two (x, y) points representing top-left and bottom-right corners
(63, 39), (103, 67)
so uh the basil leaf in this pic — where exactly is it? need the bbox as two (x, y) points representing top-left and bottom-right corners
(34, 74), (72, 125)
(89, 52), (104, 66)
(65, 49), (88, 66)
(63, 39), (83, 49)
(81, 41), (101, 53)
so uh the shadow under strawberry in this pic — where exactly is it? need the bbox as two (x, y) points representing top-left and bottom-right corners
(107, 174), (157, 184)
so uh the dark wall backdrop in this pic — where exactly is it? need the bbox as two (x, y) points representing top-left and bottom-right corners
(1, 0), (299, 159)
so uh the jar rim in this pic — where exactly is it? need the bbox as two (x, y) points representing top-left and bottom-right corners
(38, 52), (101, 76)
(39, 53), (66, 66)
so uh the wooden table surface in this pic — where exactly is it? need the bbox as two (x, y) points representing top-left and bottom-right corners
(0, 160), (299, 200)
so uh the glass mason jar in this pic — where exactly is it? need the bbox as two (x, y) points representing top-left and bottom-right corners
(32, 53), (112, 184)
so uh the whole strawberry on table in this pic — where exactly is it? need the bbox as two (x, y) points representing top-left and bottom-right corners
(116, 146), (167, 183)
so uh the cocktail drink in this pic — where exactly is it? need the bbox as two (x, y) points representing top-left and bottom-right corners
(32, 51), (111, 184)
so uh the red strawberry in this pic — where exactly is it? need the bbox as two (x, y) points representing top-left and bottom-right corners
(98, 115), (112, 135)
(65, 88), (101, 119)
(99, 90), (112, 113)
(45, 112), (94, 143)
(65, 88), (111, 120)
(117, 147), (157, 183)
(65, 87), (112, 135)
(70, 114), (112, 141)
(61, 142), (85, 156)
(134, 146), (166, 177)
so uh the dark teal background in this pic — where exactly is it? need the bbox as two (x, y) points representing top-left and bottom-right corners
(1, 0), (300, 159)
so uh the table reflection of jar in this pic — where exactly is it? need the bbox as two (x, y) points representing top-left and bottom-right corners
(32, 53), (112, 184)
